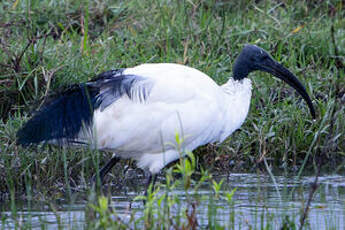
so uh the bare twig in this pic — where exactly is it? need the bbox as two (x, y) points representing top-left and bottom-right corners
(12, 39), (33, 72)
(298, 158), (320, 230)
(12, 31), (52, 72)
(40, 65), (65, 106)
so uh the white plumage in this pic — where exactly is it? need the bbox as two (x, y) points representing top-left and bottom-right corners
(93, 63), (252, 174)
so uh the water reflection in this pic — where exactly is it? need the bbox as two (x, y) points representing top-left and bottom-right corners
(1, 174), (345, 229)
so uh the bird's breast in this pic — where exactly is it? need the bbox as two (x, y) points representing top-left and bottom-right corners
(218, 78), (252, 142)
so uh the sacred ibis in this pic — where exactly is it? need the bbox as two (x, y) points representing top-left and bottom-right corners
(17, 44), (315, 191)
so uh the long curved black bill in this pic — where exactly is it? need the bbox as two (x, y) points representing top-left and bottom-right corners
(261, 58), (316, 119)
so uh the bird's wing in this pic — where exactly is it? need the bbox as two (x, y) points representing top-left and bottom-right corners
(17, 63), (225, 151)
(16, 69), (153, 146)
(93, 63), (226, 154)
(88, 69), (154, 111)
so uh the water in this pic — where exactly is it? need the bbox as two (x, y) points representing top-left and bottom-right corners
(1, 173), (345, 229)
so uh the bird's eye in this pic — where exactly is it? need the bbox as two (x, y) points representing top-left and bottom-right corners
(261, 55), (269, 61)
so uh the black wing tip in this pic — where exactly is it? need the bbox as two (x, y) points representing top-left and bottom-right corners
(16, 117), (48, 147)
(90, 69), (125, 82)
(16, 68), (150, 148)
(16, 119), (35, 146)
(16, 84), (97, 147)
(16, 133), (31, 147)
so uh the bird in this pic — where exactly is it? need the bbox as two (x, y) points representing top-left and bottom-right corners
(16, 44), (316, 193)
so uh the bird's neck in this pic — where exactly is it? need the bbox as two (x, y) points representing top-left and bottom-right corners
(221, 78), (252, 96)
(218, 78), (252, 142)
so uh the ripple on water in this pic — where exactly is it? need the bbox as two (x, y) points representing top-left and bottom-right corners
(1, 173), (345, 229)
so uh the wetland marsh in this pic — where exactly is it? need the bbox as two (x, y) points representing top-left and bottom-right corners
(0, 0), (344, 229)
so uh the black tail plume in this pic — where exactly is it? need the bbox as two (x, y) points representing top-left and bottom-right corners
(17, 84), (97, 146)
(16, 68), (148, 147)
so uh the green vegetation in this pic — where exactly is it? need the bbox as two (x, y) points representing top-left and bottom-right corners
(0, 0), (344, 229)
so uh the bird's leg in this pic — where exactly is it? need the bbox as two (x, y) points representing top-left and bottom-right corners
(91, 156), (120, 186)
(143, 172), (157, 204)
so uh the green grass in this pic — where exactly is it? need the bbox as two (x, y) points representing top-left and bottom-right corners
(0, 0), (344, 228)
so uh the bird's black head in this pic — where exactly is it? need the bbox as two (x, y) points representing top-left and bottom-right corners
(232, 44), (316, 119)
(233, 45), (272, 80)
